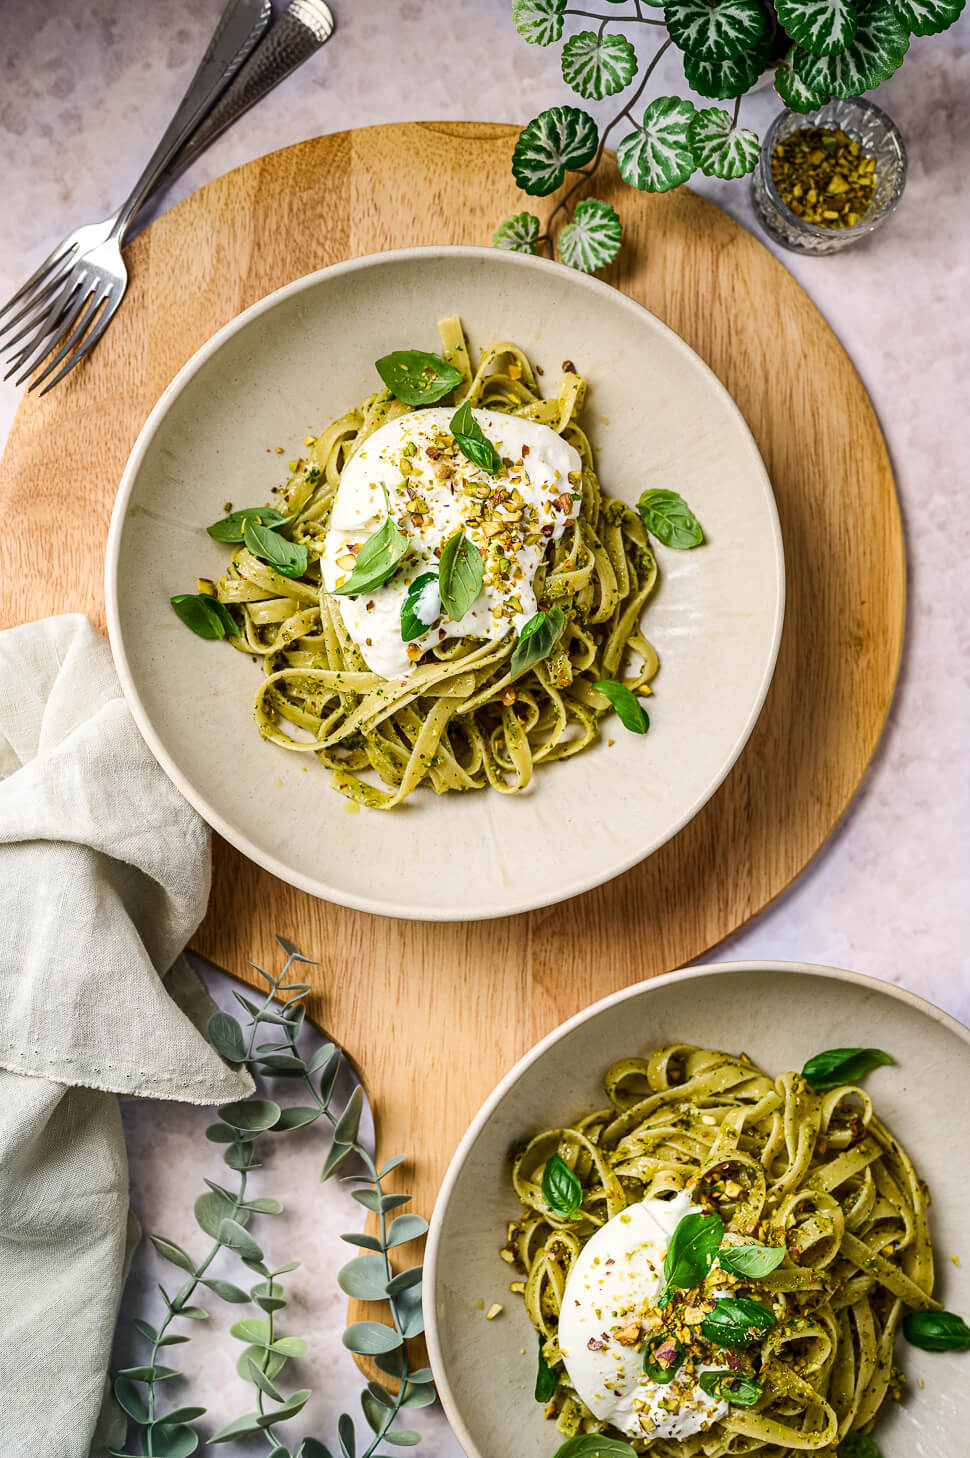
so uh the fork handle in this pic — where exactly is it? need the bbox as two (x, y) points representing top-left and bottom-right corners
(160, 1), (336, 189)
(115, 0), (271, 234)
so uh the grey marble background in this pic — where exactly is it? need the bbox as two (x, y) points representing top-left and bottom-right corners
(2, 1), (969, 1455)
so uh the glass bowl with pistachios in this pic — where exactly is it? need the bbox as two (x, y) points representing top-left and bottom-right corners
(752, 96), (907, 257)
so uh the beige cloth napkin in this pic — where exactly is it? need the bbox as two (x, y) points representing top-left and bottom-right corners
(0, 615), (252, 1457)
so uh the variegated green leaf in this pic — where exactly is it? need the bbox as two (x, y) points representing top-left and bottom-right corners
(557, 199), (622, 272)
(493, 212), (541, 254)
(792, 0), (908, 96)
(512, 107), (599, 196)
(689, 109), (761, 179)
(665, 0), (767, 63)
(774, 51), (830, 110)
(561, 30), (638, 99)
(682, 30), (770, 96)
(775, 0), (858, 55)
(513, 0), (566, 46)
(892, 0), (965, 35)
(617, 96), (696, 193)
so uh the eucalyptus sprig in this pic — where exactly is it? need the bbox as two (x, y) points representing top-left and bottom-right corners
(110, 938), (433, 1458)
(498, 0), (965, 272)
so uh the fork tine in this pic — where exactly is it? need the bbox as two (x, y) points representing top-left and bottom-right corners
(37, 292), (120, 396)
(5, 279), (90, 382)
(1, 270), (86, 357)
(26, 285), (112, 392)
(0, 239), (77, 322)
(0, 258), (78, 342)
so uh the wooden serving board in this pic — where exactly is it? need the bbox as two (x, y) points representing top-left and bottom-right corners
(0, 125), (903, 1301)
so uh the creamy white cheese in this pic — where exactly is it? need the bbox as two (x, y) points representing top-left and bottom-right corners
(320, 407), (581, 679)
(557, 1191), (728, 1441)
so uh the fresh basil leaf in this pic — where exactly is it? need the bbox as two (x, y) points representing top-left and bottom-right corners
(510, 607), (565, 677)
(658, 1211), (723, 1305)
(243, 520), (308, 579)
(700, 1295), (777, 1346)
(643, 1335), (683, 1384)
(593, 678), (650, 734)
(902, 1309), (970, 1352)
(542, 1153), (582, 1219)
(450, 400), (502, 475)
(171, 593), (237, 640)
(698, 1370), (763, 1406)
(838, 1433), (882, 1458)
(332, 515), (410, 597)
(401, 572), (440, 643)
(637, 489), (705, 549)
(718, 1242), (786, 1279)
(550, 1437), (637, 1458)
(535, 1334), (558, 1401)
(439, 530), (485, 620)
(375, 350), (463, 407)
(801, 1047), (893, 1091)
(207, 506), (289, 543)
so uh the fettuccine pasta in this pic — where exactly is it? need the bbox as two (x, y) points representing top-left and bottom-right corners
(506, 1044), (936, 1455)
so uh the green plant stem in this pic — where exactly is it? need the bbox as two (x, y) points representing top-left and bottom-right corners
(538, 36), (673, 253)
(566, 6), (664, 21)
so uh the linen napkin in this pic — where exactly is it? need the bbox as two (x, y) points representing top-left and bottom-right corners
(0, 614), (252, 1458)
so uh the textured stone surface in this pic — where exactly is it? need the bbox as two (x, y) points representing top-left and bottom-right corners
(2, 3), (968, 1454)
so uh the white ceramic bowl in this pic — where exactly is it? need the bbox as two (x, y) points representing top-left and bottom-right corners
(106, 246), (784, 920)
(425, 961), (970, 1457)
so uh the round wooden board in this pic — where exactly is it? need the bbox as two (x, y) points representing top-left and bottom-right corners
(0, 124), (903, 1314)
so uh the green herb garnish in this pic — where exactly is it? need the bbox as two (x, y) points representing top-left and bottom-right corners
(535, 1334), (558, 1401)
(838, 1433), (882, 1458)
(207, 506), (289, 543)
(718, 1242), (786, 1279)
(700, 1295), (777, 1346)
(592, 678), (650, 734)
(656, 1210), (723, 1307)
(801, 1047), (893, 1092)
(698, 1370), (763, 1406)
(400, 572), (439, 643)
(375, 349), (463, 406)
(510, 607), (565, 677)
(637, 489), (704, 549)
(171, 593), (237, 640)
(332, 513), (410, 597)
(541, 1153), (582, 1220)
(438, 529), (485, 621)
(642, 1335), (683, 1384)
(450, 400), (502, 476)
(243, 519), (308, 579)
(550, 1437), (637, 1458)
(902, 1309), (970, 1352)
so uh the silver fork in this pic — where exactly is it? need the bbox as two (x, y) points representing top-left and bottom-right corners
(0, 0), (271, 396)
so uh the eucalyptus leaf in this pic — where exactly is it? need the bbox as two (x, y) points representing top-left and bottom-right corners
(270, 1335), (309, 1358)
(493, 212), (542, 255)
(385, 1265), (423, 1297)
(132, 1319), (158, 1343)
(218, 1098), (282, 1132)
(592, 679), (650, 734)
(230, 1317), (271, 1346)
(638, 488), (704, 548)
(174, 1305), (209, 1320)
(341, 1231), (384, 1251)
(331, 515), (410, 596)
(343, 1321), (404, 1355)
(384, 1433), (421, 1448)
(147, 1427), (200, 1458)
(154, 1408), (207, 1426)
(562, 30), (637, 98)
(302, 1443), (336, 1458)
(334, 1086), (364, 1145)
(617, 97), (696, 193)
(243, 520), (308, 579)
(801, 1047), (893, 1090)
(338, 1253), (391, 1301)
(218, 1218), (263, 1262)
(207, 506), (289, 543)
(542, 1153), (583, 1219)
(201, 1278), (250, 1303)
(256, 1052), (305, 1072)
(395, 1283), (426, 1338)
(237, 1345), (287, 1384)
(208, 1413), (265, 1443)
(195, 1190), (237, 1239)
(510, 607), (565, 677)
(450, 401), (502, 476)
(307, 1042), (338, 1074)
(338, 1413), (357, 1458)
(557, 199), (622, 273)
(150, 1235), (195, 1274)
(361, 1390), (385, 1435)
(401, 1380), (437, 1408)
(244, 1196), (284, 1214)
(114, 1378), (150, 1425)
(386, 1214), (429, 1247)
(322, 1141), (354, 1180)
(367, 1380), (397, 1409)
(207, 1011), (247, 1062)
(375, 350), (463, 406)
(439, 528), (485, 617)
(380, 1154), (407, 1176)
(512, 106), (599, 196)
(262, 1387), (311, 1424)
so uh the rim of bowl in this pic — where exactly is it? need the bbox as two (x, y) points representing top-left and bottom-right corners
(760, 96), (908, 242)
(105, 244), (784, 920)
(423, 958), (970, 1454)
